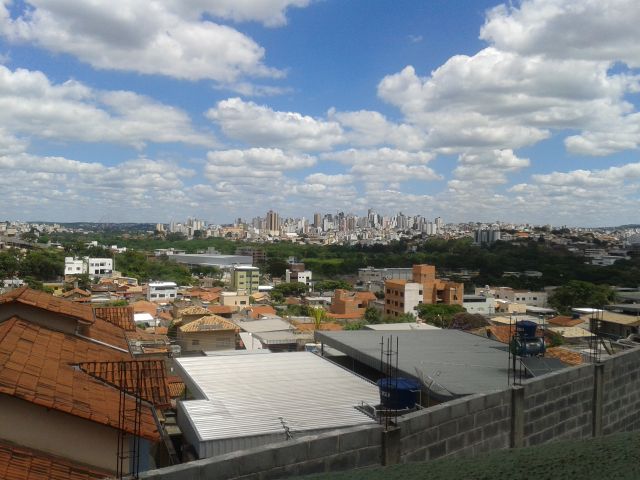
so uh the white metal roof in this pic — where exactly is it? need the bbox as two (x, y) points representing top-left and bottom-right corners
(176, 352), (379, 456)
(235, 318), (294, 333)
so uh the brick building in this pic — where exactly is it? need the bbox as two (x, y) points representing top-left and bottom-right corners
(329, 289), (377, 320)
(384, 264), (463, 318)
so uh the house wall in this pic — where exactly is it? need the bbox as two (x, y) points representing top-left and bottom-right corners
(0, 394), (120, 473)
(0, 303), (80, 335)
(177, 330), (236, 353)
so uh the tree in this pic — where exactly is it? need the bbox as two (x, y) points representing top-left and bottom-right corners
(310, 307), (327, 330)
(344, 320), (365, 330)
(549, 281), (616, 314)
(314, 279), (353, 292)
(265, 258), (289, 277)
(450, 312), (488, 331)
(0, 251), (19, 278)
(364, 306), (382, 324)
(415, 304), (466, 328)
(272, 282), (309, 297)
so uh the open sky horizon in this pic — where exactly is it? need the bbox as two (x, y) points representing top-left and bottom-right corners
(0, 0), (639, 227)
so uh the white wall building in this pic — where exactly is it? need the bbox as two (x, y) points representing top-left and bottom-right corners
(463, 295), (496, 315)
(477, 287), (548, 308)
(147, 281), (178, 302)
(285, 269), (312, 286)
(64, 257), (113, 277)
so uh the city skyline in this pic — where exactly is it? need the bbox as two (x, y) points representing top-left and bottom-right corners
(0, 0), (639, 226)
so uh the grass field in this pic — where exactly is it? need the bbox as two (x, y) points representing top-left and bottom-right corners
(301, 432), (640, 480)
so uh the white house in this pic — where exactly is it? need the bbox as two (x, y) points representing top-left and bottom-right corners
(64, 257), (113, 277)
(147, 281), (178, 302)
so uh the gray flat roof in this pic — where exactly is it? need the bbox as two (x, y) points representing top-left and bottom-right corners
(315, 330), (510, 400)
(235, 318), (294, 333)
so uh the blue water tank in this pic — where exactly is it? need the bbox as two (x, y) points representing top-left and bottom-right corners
(516, 320), (538, 339)
(377, 377), (421, 410)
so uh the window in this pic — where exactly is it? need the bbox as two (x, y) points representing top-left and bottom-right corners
(386, 299), (390, 304)
(419, 290), (423, 295)
(192, 339), (200, 346)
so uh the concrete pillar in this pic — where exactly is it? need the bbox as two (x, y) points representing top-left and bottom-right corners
(381, 427), (401, 466)
(510, 386), (524, 448)
(593, 363), (604, 437)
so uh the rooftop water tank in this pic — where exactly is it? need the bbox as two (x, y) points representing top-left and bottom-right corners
(516, 320), (538, 339)
(377, 377), (421, 410)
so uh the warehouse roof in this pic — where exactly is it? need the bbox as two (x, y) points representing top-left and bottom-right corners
(175, 352), (379, 457)
(315, 330), (510, 401)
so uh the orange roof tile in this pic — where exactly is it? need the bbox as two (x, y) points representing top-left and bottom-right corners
(246, 305), (276, 319)
(548, 316), (584, 327)
(0, 287), (95, 324)
(0, 317), (159, 441)
(0, 441), (109, 480)
(167, 380), (185, 398)
(179, 306), (210, 316)
(61, 288), (91, 298)
(132, 300), (158, 316)
(85, 318), (131, 351)
(179, 315), (237, 333)
(207, 305), (234, 315)
(78, 359), (171, 409)
(546, 347), (584, 366)
(93, 306), (136, 331)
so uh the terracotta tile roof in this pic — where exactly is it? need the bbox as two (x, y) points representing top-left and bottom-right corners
(179, 315), (237, 333)
(167, 376), (185, 398)
(78, 359), (171, 409)
(0, 287), (94, 324)
(61, 288), (91, 298)
(158, 311), (173, 322)
(487, 325), (518, 344)
(200, 292), (220, 302)
(0, 317), (159, 441)
(179, 306), (211, 316)
(132, 300), (158, 316)
(207, 305), (234, 315)
(285, 297), (301, 305)
(93, 306), (136, 331)
(546, 347), (584, 366)
(84, 318), (131, 351)
(0, 441), (109, 480)
(548, 316), (584, 327)
(246, 305), (276, 319)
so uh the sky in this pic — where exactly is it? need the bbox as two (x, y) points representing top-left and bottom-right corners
(0, 0), (639, 227)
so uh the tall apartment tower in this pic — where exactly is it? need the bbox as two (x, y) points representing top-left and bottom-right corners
(266, 210), (280, 232)
(313, 213), (322, 228)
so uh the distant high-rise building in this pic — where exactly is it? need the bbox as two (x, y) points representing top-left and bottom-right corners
(266, 210), (280, 232)
(474, 225), (501, 245)
(313, 213), (322, 228)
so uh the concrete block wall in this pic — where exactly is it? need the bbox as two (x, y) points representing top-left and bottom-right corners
(397, 390), (511, 463)
(602, 347), (640, 435)
(520, 364), (594, 446)
(140, 346), (640, 480)
(139, 424), (383, 480)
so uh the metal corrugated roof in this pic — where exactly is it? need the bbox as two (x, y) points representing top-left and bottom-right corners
(175, 352), (379, 456)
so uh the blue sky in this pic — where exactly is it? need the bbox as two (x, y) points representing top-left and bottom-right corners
(0, 0), (639, 226)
